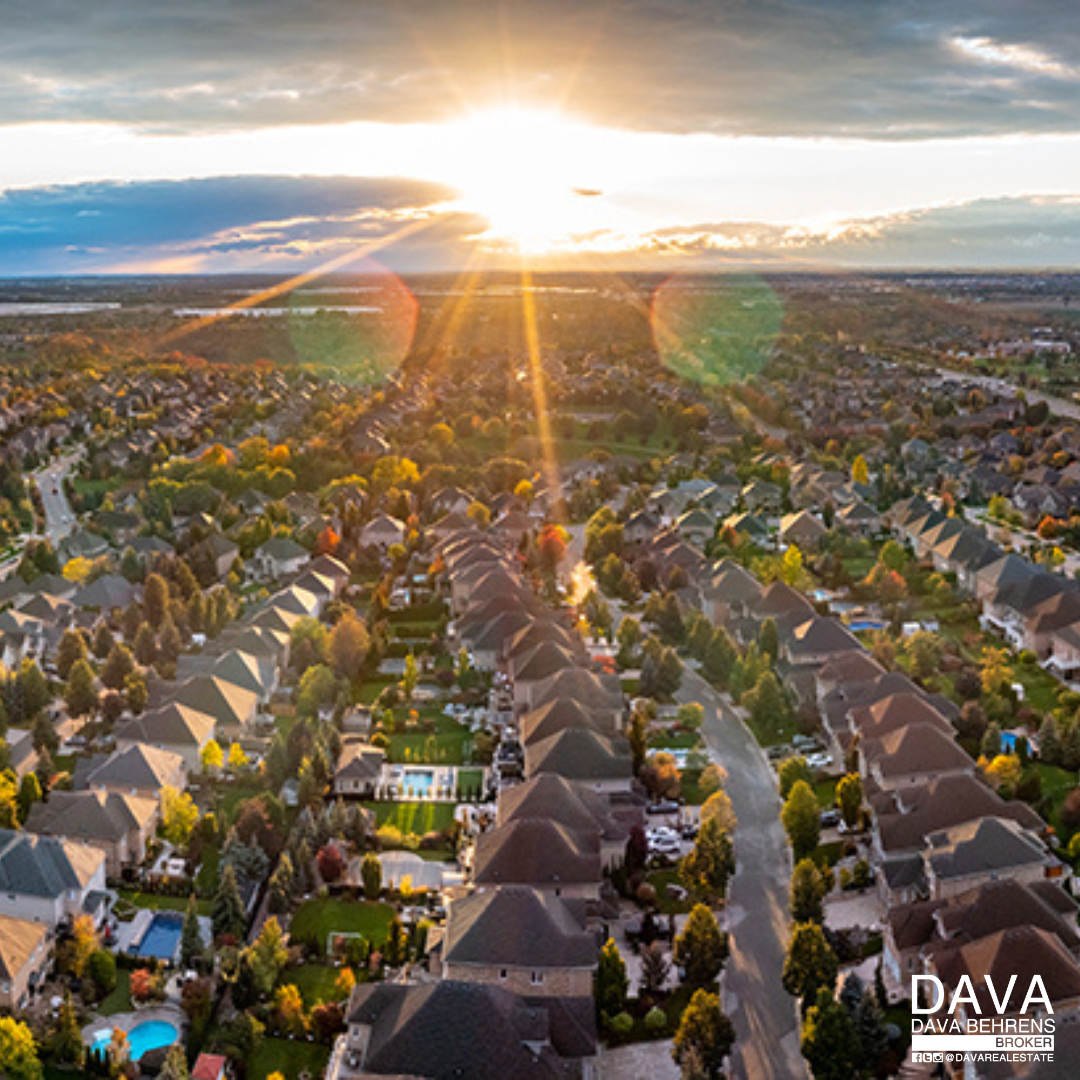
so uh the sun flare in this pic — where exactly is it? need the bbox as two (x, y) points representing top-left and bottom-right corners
(439, 107), (621, 254)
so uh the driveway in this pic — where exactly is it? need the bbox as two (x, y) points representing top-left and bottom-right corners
(678, 667), (807, 1080)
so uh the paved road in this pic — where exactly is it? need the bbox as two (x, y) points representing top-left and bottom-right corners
(933, 366), (1080, 423)
(677, 667), (806, 1080)
(34, 453), (79, 543)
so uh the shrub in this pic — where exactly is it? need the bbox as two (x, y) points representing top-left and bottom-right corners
(609, 1011), (634, 1040)
(645, 1006), (668, 1035)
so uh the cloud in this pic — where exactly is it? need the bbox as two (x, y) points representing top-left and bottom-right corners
(4, 2), (1080, 138)
(620, 196), (1080, 268)
(0, 175), (484, 273)
(4, 178), (1080, 273)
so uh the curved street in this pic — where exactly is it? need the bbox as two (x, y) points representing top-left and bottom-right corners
(677, 667), (807, 1080)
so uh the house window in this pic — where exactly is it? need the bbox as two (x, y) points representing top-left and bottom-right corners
(530, 971), (543, 985)
(499, 969), (508, 980)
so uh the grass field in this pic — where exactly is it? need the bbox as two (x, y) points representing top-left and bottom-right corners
(97, 968), (132, 1016)
(248, 1037), (330, 1080)
(290, 898), (394, 952)
(364, 800), (456, 835)
(114, 889), (212, 917)
(279, 963), (347, 1007)
(1025, 762), (1078, 833)
(388, 731), (470, 764)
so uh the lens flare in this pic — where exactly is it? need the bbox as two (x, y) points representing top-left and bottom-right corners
(283, 259), (418, 382)
(651, 274), (783, 386)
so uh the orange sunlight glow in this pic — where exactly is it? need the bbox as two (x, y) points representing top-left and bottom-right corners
(440, 107), (625, 253)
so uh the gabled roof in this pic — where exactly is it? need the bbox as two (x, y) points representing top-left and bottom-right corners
(25, 790), (156, 843)
(0, 828), (104, 897)
(926, 816), (1049, 880)
(73, 574), (139, 611)
(533, 667), (622, 714)
(115, 702), (216, 748)
(345, 981), (560, 1080)
(0, 914), (47, 982)
(931, 926), (1080, 1014)
(497, 772), (605, 837)
(256, 537), (308, 562)
(786, 616), (863, 659)
(443, 886), (595, 969)
(334, 740), (386, 782)
(510, 641), (578, 683)
(851, 692), (954, 741)
(876, 773), (1043, 854)
(473, 818), (602, 887)
(755, 581), (815, 620)
(519, 699), (612, 747)
(524, 728), (633, 782)
(864, 723), (973, 780)
(83, 743), (183, 792)
(174, 674), (258, 728)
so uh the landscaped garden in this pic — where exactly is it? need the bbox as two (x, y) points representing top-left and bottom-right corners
(289, 898), (395, 952)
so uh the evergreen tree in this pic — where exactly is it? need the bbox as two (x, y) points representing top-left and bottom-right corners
(595, 938), (629, 1020)
(211, 863), (246, 941)
(783, 923), (838, 1008)
(790, 858), (827, 924)
(781, 780), (821, 862)
(800, 989), (860, 1080)
(180, 896), (203, 969)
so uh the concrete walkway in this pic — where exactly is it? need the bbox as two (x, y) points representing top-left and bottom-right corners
(678, 667), (807, 1080)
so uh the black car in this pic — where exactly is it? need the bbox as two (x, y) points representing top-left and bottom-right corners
(820, 809), (842, 828)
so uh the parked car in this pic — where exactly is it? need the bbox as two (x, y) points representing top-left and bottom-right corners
(820, 809), (842, 828)
(806, 752), (834, 769)
(646, 799), (681, 815)
(766, 745), (790, 762)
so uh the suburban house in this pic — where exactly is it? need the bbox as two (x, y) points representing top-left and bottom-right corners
(114, 702), (217, 773)
(472, 818), (603, 900)
(0, 913), (50, 1010)
(252, 537), (309, 580)
(360, 513), (407, 551)
(24, 790), (158, 877)
(0, 829), (108, 927)
(335, 981), (570, 1079)
(80, 743), (187, 799)
(333, 740), (387, 798)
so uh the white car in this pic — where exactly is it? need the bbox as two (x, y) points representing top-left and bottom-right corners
(649, 836), (682, 857)
(806, 752), (834, 769)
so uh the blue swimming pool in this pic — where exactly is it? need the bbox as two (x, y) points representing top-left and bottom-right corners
(402, 768), (435, 796)
(137, 913), (183, 961)
(849, 620), (886, 632)
(93, 1019), (179, 1061)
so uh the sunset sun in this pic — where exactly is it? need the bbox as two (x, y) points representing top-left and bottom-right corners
(438, 107), (618, 253)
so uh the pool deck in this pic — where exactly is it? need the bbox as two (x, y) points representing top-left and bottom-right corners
(112, 908), (212, 962)
(82, 1003), (186, 1048)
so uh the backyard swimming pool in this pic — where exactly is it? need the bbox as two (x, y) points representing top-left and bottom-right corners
(136, 913), (184, 961)
(401, 768), (435, 797)
(93, 1019), (179, 1061)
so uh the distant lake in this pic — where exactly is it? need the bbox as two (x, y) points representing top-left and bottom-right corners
(0, 302), (121, 315)
(173, 305), (384, 317)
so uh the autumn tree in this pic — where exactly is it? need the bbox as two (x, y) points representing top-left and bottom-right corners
(783, 923), (838, 1007)
(790, 858), (828, 924)
(161, 786), (199, 847)
(836, 773), (863, 829)
(672, 989), (735, 1080)
(64, 659), (98, 718)
(329, 611), (369, 682)
(781, 780), (821, 862)
(674, 904), (728, 988)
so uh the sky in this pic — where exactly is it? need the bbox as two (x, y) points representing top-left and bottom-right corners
(5, 0), (1080, 273)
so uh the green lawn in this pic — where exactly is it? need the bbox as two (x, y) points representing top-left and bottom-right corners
(648, 731), (703, 750)
(195, 844), (220, 898)
(290, 898), (394, 952)
(456, 768), (484, 797)
(215, 782), (265, 826)
(364, 801), (456, 835)
(279, 963), (348, 1007)
(815, 778), (837, 808)
(1025, 762), (1078, 832)
(114, 889), (212, 917)
(388, 731), (470, 764)
(247, 1037), (330, 1080)
(98, 968), (132, 1017)
(646, 868), (693, 915)
(358, 677), (399, 704)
